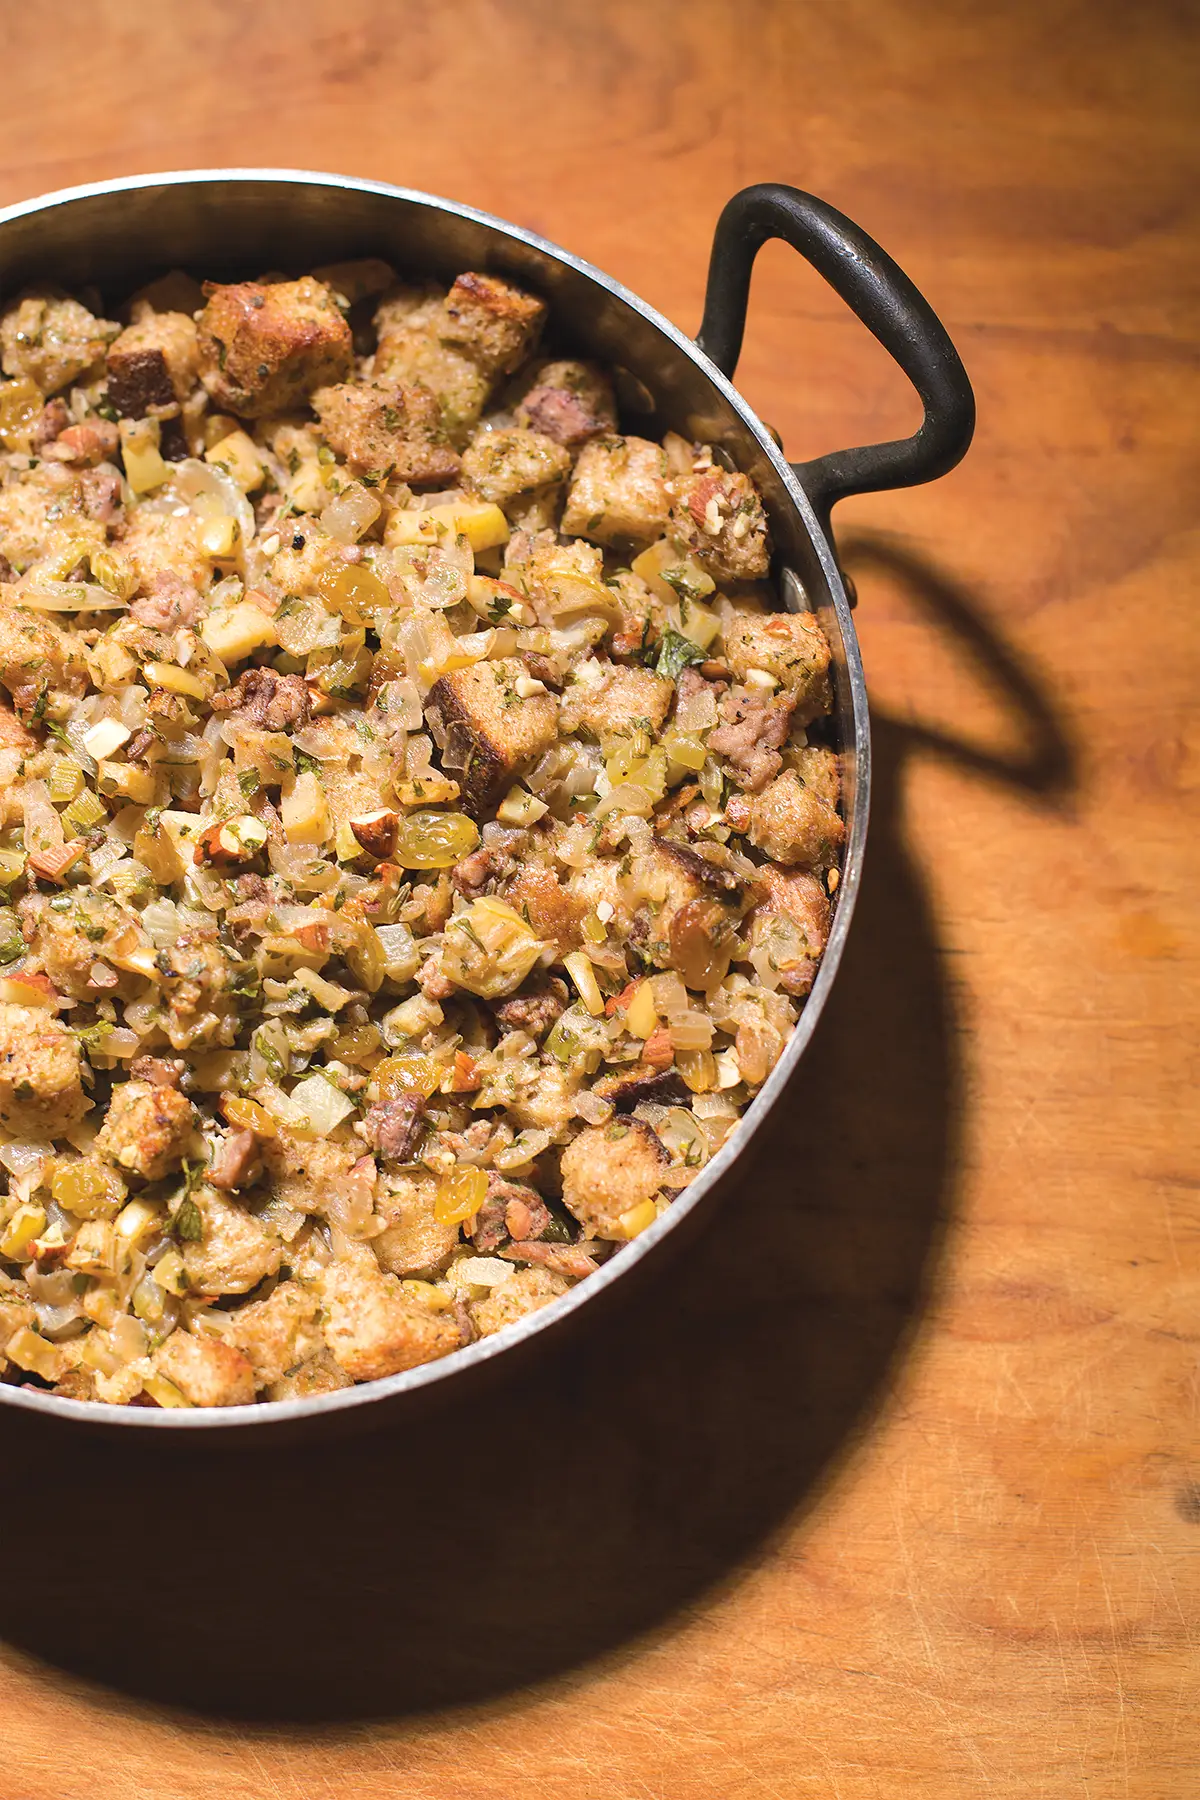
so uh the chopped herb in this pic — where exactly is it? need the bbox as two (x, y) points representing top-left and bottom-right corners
(458, 918), (485, 952)
(173, 1197), (203, 1241)
(294, 749), (322, 776)
(238, 768), (261, 798)
(253, 1028), (286, 1080)
(0, 936), (22, 965)
(655, 627), (706, 682)
(487, 593), (513, 624)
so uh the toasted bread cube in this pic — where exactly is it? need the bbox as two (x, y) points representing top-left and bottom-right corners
(197, 276), (352, 417)
(373, 287), (490, 437)
(515, 359), (617, 447)
(746, 865), (831, 996)
(312, 379), (460, 486)
(0, 603), (90, 715)
(668, 467), (771, 581)
(181, 1188), (282, 1296)
(560, 1119), (668, 1239)
(319, 1242), (460, 1381)
(425, 656), (558, 817)
(106, 311), (199, 417)
(262, 1130), (362, 1217)
(461, 426), (570, 506)
(561, 435), (670, 547)
(154, 1328), (255, 1407)
(628, 837), (749, 969)
(17, 890), (141, 1002)
(720, 608), (833, 721)
(559, 658), (673, 740)
(373, 1173), (460, 1278)
(267, 1349), (355, 1401)
(0, 1002), (89, 1137)
(94, 1078), (197, 1181)
(0, 1298), (36, 1355)
(120, 510), (210, 598)
(470, 1264), (569, 1336)
(790, 744), (841, 811)
(223, 1280), (323, 1386)
(441, 272), (546, 376)
(1, 290), (119, 393)
(732, 768), (844, 870)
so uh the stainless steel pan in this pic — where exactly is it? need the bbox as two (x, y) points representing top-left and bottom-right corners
(0, 170), (974, 1437)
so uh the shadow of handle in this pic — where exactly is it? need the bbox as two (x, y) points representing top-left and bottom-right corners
(697, 183), (976, 533)
(842, 530), (1078, 802)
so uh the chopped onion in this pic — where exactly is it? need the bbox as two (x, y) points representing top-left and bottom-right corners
(289, 1072), (356, 1136)
(0, 1141), (51, 1181)
(320, 482), (381, 545)
(20, 779), (64, 852)
(141, 899), (182, 947)
(163, 458), (255, 551)
(378, 676), (422, 731)
(34, 1300), (85, 1338)
(19, 579), (128, 611)
(447, 1256), (515, 1292)
(89, 841), (128, 884)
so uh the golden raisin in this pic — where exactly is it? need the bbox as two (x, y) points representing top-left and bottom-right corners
(434, 1166), (488, 1227)
(394, 810), (480, 870)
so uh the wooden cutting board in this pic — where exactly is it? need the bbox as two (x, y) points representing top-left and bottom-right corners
(0, 3), (1196, 1795)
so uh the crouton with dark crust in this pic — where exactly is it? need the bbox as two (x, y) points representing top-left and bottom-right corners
(504, 866), (584, 955)
(425, 657), (558, 817)
(560, 1119), (668, 1238)
(594, 1063), (688, 1111)
(461, 425), (570, 506)
(93, 1078), (197, 1181)
(197, 277), (353, 417)
(441, 272), (547, 376)
(0, 1002), (89, 1137)
(559, 659), (673, 740)
(515, 359), (617, 447)
(720, 608), (833, 721)
(630, 837), (749, 970)
(561, 435), (670, 547)
(154, 1328), (255, 1408)
(668, 467), (771, 581)
(318, 1242), (460, 1381)
(312, 379), (461, 486)
(106, 311), (199, 417)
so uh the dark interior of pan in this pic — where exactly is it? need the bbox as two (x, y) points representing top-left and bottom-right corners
(0, 170), (880, 1436)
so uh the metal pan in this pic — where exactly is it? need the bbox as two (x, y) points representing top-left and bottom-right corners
(0, 170), (974, 1438)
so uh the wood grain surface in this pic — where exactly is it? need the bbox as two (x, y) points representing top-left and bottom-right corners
(1, 2), (1196, 1795)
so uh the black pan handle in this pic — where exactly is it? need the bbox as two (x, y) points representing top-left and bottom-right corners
(697, 183), (975, 532)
